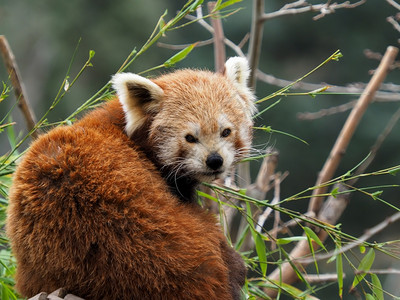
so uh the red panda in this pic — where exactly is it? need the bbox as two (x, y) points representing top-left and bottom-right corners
(6, 57), (256, 300)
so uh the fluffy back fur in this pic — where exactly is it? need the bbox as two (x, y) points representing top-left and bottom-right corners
(7, 57), (255, 300)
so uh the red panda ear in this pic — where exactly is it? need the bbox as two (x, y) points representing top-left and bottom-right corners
(224, 57), (257, 117)
(112, 73), (164, 137)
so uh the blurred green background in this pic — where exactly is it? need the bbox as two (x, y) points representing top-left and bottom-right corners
(1, 0), (399, 298)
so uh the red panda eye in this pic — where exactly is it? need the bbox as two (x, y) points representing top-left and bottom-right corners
(185, 134), (198, 143)
(221, 128), (231, 138)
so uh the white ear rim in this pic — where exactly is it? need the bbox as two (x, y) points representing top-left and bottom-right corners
(225, 57), (251, 87)
(224, 57), (257, 117)
(111, 73), (164, 136)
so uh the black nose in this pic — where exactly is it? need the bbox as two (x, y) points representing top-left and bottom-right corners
(206, 153), (224, 170)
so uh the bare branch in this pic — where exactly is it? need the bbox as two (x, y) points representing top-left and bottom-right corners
(261, 0), (366, 22)
(387, 15), (400, 33)
(208, 2), (226, 73)
(355, 268), (400, 275)
(248, 0), (264, 89)
(0, 35), (38, 139)
(297, 101), (357, 120)
(387, 0), (400, 11)
(302, 273), (345, 283)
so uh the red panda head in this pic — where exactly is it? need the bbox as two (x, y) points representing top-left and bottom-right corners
(112, 57), (256, 183)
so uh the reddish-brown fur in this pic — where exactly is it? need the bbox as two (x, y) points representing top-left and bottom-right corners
(7, 100), (246, 299)
(7, 61), (254, 299)
(7, 105), (251, 299)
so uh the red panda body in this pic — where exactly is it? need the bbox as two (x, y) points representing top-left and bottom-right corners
(7, 58), (255, 299)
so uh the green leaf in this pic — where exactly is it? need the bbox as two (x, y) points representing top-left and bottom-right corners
(214, 0), (242, 11)
(371, 191), (383, 200)
(89, 50), (95, 58)
(331, 51), (343, 61)
(303, 227), (326, 251)
(281, 248), (313, 292)
(336, 253), (343, 299)
(389, 167), (400, 176)
(335, 239), (343, 299)
(365, 294), (375, 300)
(164, 43), (196, 68)
(188, 0), (204, 13)
(303, 227), (325, 274)
(246, 202), (267, 277)
(331, 187), (339, 198)
(371, 274), (383, 300)
(255, 234), (268, 277)
(305, 233), (319, 273)
(196, 191), (218, 202)
(268, 279), (317, 300)
(351, 248), (375, 289)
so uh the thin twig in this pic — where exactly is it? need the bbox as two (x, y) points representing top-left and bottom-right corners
(0, 35), (38, 139)
(157, 38), (214, 50)
(297, 101), (357, 120)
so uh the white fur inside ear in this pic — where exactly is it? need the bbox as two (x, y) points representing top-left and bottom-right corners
(224, 57), (257, 117)
(111, 73), (164, 136)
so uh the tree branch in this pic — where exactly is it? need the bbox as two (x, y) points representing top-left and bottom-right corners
(387, 0), (400, 11)
(248, 0), (264, 89)
(207, 2), (226, 73)
(0, 35), (38, 139)
(308, 46), (399, 215)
